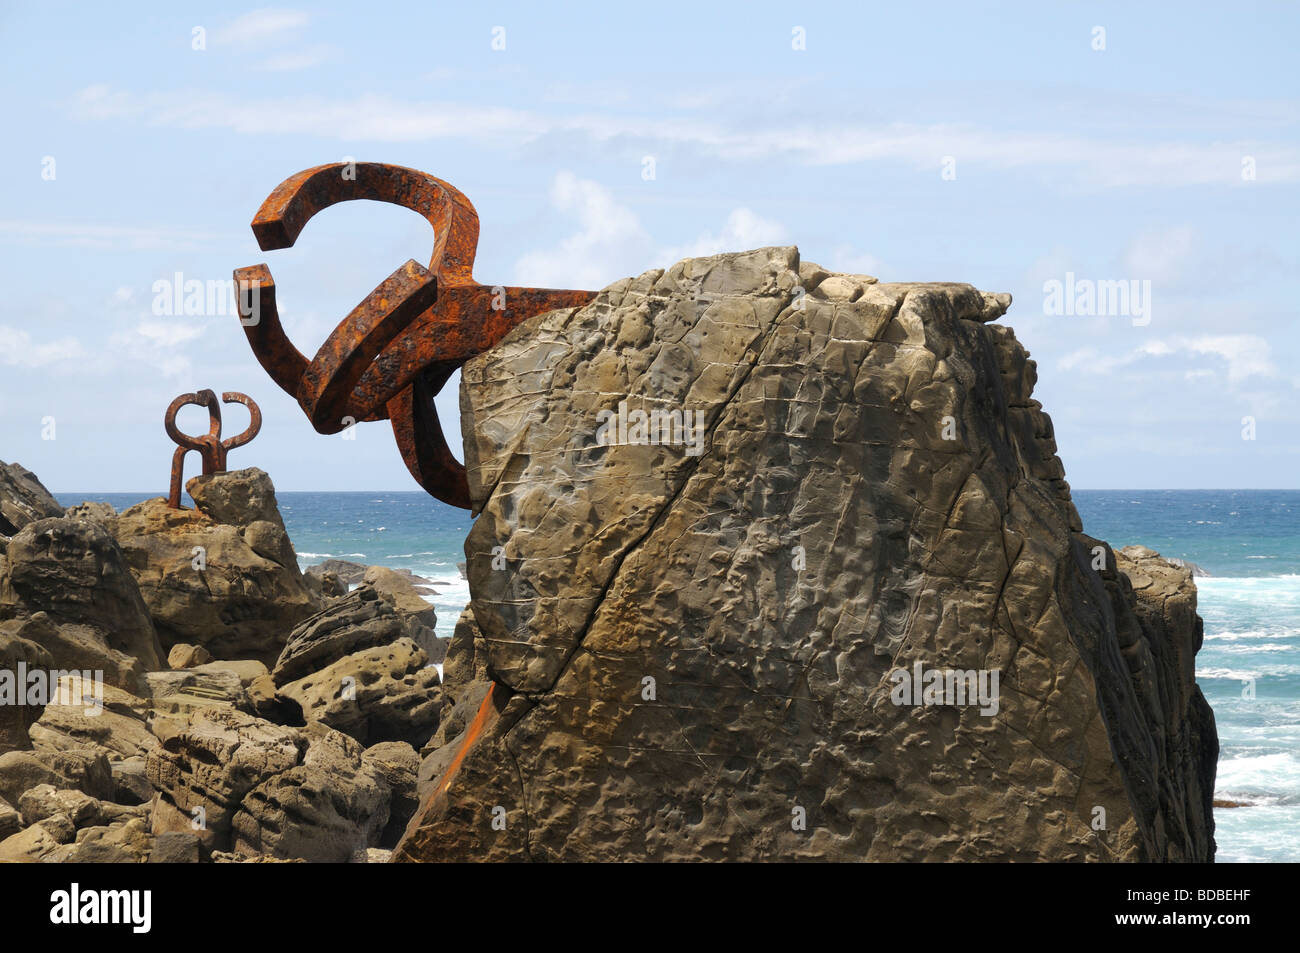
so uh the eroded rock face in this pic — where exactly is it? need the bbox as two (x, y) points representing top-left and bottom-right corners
(28, 677), (157, 760)
(0, 613), (148, 693)
(114, 468), (316, 665)
(0, 460), (63, 537)
(362, 566), (442, 663)
(273, 586), (420, 684)
(395, 246), (1217, 863)
(0, 517), (164, 677)
(146, 707), (306, 851)
(230, 722), (391, 863)
(146, 707), (392, 861)
(277, 638), (442, 748)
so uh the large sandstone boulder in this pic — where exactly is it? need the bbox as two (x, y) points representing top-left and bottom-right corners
(273, 585), (422, 684)
(230, 721), (391, 862)
(114, 468), (316, 665)
(146, 706), (392, 861)
(0, 518), (164, 679)
(278, 637), (442, 748)
(146, 707), (306, 851)
(362, 741), (420, 848)
(0, 744), (113, 805)
(0, 460), (63, 537)
(395, 247), (1217, 863)
(0, 812), (76, 861)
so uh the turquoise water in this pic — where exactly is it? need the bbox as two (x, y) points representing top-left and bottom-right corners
(1071, 490), (1300, 863)
(59, 488), (1299, 862)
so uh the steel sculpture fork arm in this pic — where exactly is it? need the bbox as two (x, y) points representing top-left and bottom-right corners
(234, 163), (596, 509)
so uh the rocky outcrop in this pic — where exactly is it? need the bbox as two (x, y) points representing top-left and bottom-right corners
(278, 638), (442, 748)
(305, 559), (372, 589)
(0, 518), (164, 680)
(0, 460), (441, 863)
(362, 741), (420, 848)
(63, 501), (118, 535)
(28, 677), (156, 760)
(273, 585), (430, 683)
(0, 745), (113, 805)
(362, 566), (443, 663)
(395, 247), (1217, 863)
(230, 722), (391, 862)
(145, 707), (392, 862)
(1093, 545), (1218, 862)
(0, 460), (63, 537)
(146, 707), (306, 851)
(114, 468), (316, 665)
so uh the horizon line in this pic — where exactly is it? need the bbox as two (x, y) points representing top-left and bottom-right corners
(49, 487), (1300, 495)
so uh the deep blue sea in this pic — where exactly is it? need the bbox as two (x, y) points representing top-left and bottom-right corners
(58, 488), (1299, 863)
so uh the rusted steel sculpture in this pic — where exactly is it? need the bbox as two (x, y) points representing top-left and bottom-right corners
(233, 162), (597, 509)
(165, 390), (262, 508)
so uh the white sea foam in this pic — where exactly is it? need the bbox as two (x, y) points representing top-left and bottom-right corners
(1216, 643), (1294, 654)
(1216, 752), (1300, 803)
(1203, 664), (1300, 681)
(419, 581), (472, 639)
(1203, 629), (1291, 642)
(1214, 806), (1300, 863)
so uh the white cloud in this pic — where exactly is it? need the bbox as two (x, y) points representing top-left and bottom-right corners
(660, 208), (786, 262)
(1182, 334), (1277, 383)
(1058, 347), (1102, 372)
(135, 320), (205, 348)
(0, 326), (85, 367)
(67, 86), (1300, 188)
(1056, 334), (1277, 385)
(512, 172), (651, 288)
(0, 219), (227, 250)
(213, 9), (309, 46)
(104, 318), (208, 379)
(513, 173), (793, 289)
(823, 247), (888, 278)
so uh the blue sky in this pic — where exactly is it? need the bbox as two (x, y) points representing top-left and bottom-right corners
(1, 1), (1296, 491)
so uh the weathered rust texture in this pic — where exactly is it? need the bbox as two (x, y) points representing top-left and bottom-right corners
(164, 390), (261, 508)
(234, 162), (596, 509)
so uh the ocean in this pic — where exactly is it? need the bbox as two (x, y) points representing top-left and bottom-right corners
(57, 488), (1299, 863)
(1070, 490), (1300, 864)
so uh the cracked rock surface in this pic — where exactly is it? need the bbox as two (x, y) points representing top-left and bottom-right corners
(395, 246), (1217, 862)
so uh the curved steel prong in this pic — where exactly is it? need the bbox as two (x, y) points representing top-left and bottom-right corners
(235, 162), (598, 509)
(250, 162), (480, 285)
(221, 392), (262, 450)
